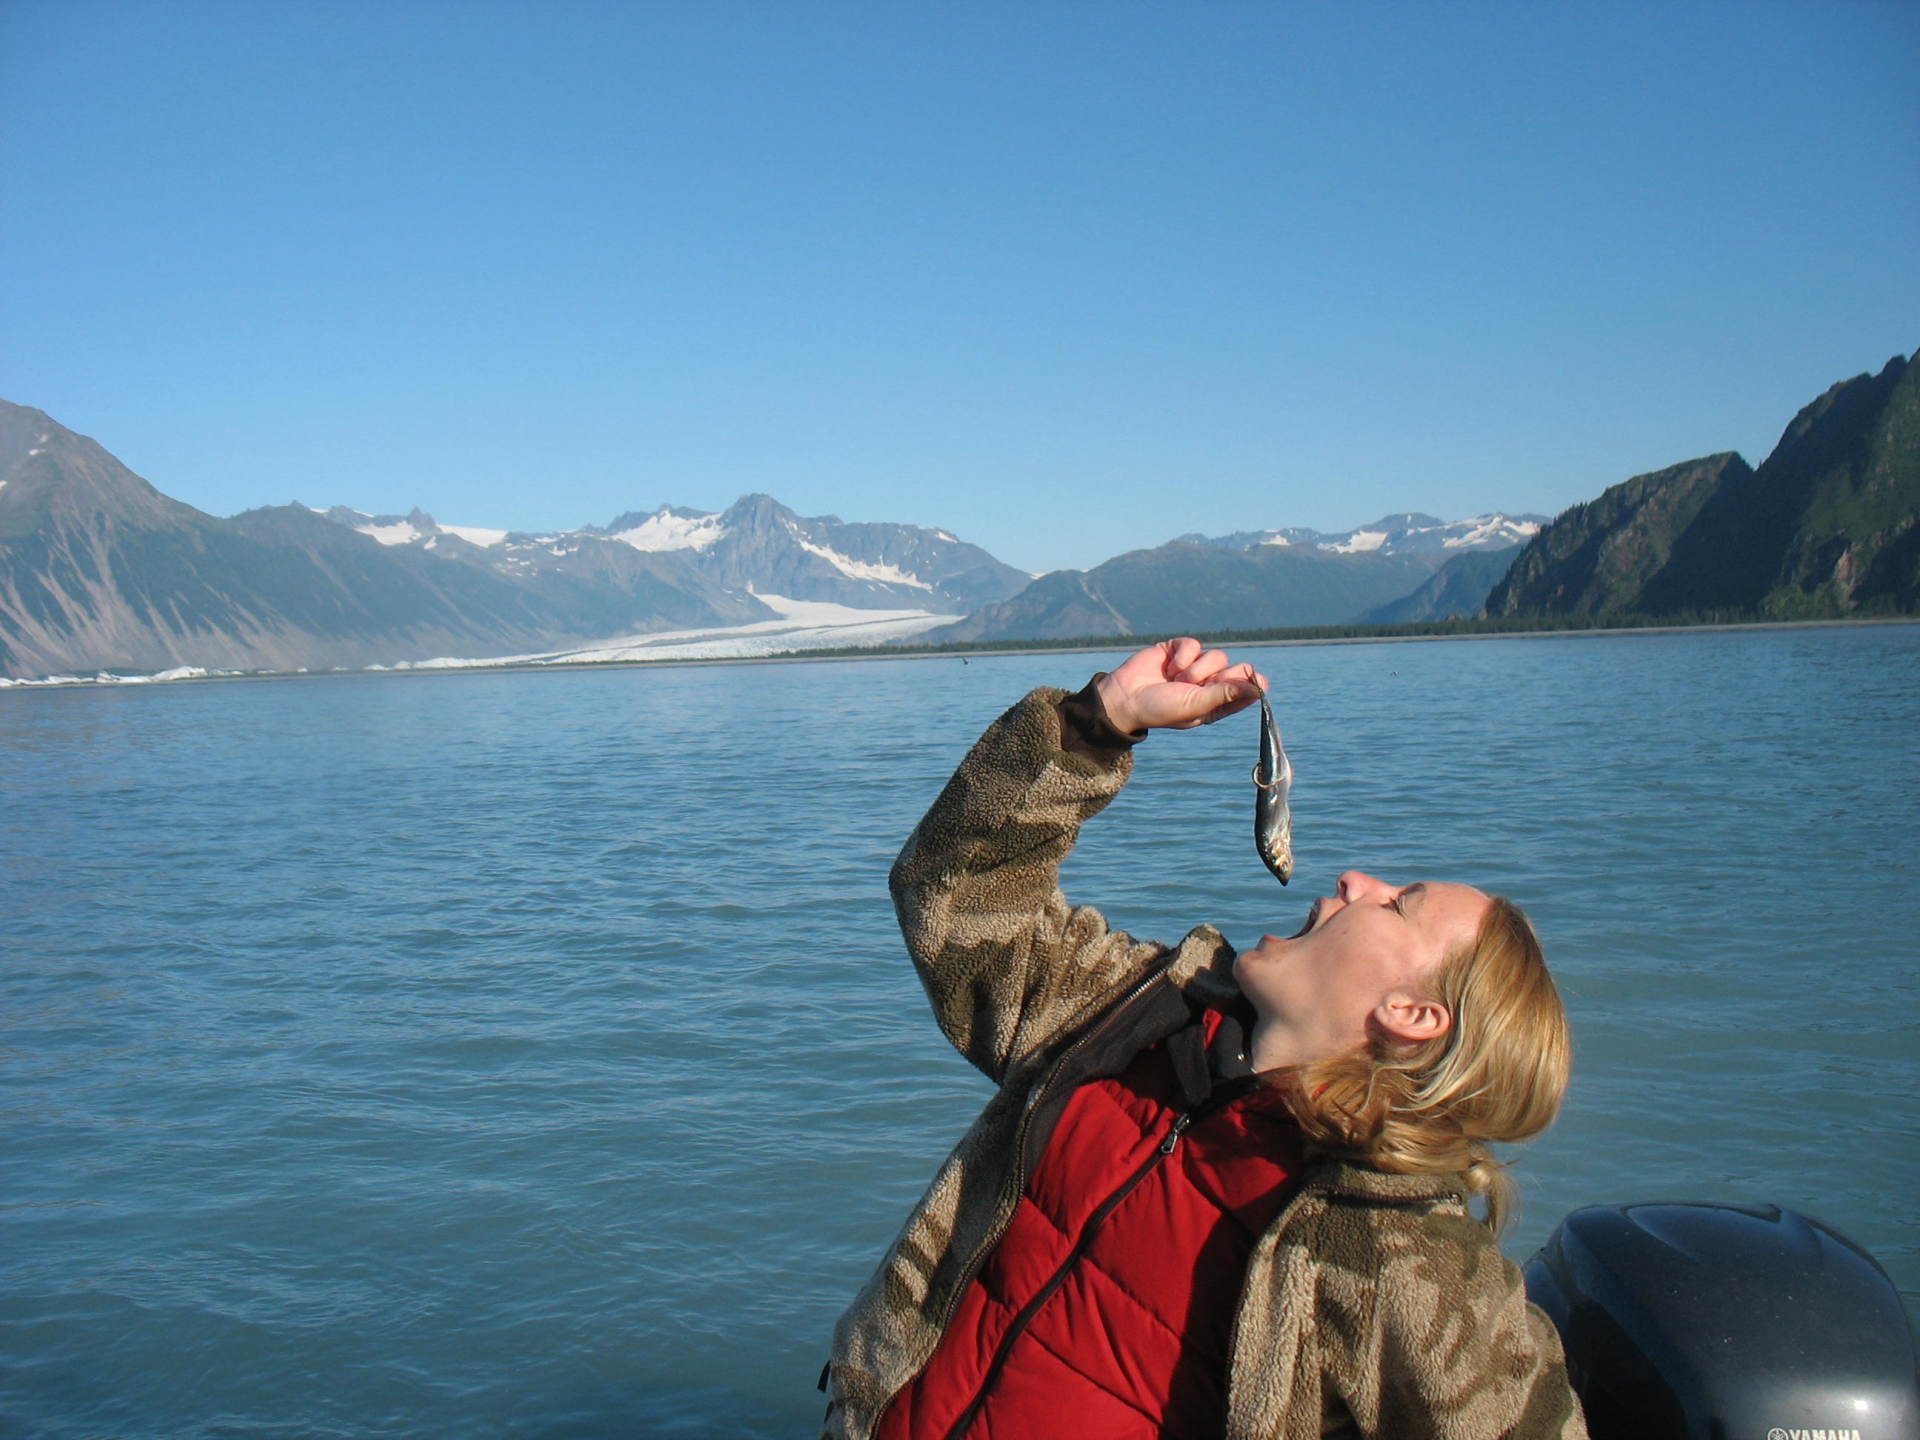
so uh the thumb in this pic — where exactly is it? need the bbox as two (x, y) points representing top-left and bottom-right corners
(1183, 677), (1260, 724)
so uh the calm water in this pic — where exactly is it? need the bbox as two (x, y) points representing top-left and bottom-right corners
(3, 626), (1917, 1438)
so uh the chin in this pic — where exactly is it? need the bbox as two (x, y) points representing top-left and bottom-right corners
(1246, 903), (1317, 964)
(1235, 940), (1284, 985)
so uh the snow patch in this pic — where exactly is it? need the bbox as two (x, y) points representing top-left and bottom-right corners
(357, 521), (423, 546)
(0, 666), (216, 689)
(94, 666), (212, 684)
(788, 526), (932, 590)
(390, 592), (959, 670)
(613, 511), (727, 552)
(439, 524), (507, 548)
(1325, 530), (1388, 554)
(1258, 533), (1292, 547)
(1443, 516), (1541, 549)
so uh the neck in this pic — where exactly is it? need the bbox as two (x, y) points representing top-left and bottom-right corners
(1245, 1013), (1344, 1073)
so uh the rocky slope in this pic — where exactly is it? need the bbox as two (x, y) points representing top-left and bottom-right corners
(0, 405), (753, 677)
(1484, 454), (1750, 616)
(928, 541), (1450, 642)
(1361, 548), (1522, 623)
(1488, 351), (1918, 619)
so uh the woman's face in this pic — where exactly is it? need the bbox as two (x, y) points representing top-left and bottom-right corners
(1235, 870), (1490, 1069)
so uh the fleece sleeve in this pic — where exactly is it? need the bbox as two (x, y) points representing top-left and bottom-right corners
(888, 683), (1168, 1084)
(1316, 1205), (1589, 1440)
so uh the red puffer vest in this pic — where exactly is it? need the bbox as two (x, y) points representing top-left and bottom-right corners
(876, 1008), (1304, 1440)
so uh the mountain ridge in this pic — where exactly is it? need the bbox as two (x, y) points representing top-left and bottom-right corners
(9, 347), (1912, 679)
(927, 541), (1455, 643)
(1488, 351), (1918, 620)
(1175, 511), (1545, 557)
(315, 490), (1029, 616)
(0, 405), (1007, 678)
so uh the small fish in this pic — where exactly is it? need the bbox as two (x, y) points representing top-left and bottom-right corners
(1252, 693), (1294, 885)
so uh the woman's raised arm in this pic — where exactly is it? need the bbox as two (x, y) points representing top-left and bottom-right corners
(889, 640), (1265, 1083)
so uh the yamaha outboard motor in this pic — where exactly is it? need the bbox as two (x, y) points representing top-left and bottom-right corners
(1525, 1203), (1919, 1440)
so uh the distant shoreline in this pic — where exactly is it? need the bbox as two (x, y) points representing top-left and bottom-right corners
(5, 614), (1916, 693)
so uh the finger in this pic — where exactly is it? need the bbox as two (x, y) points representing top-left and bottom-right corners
(1164, 683), (1224, 728)
(1114, 641), (1173, 689)
(1219, 661), (1264, 693)
(1165, 636), (1203, 674)
(1213, 661), (1269, 694)
(1209, 687), (1263, 720)
(1217, 673), (1265, 706)
(1190, 678), (1261, 723)
(1176, 648), (1232, 685)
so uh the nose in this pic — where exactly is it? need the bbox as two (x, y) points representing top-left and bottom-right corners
(1336, 870), (1388, 903)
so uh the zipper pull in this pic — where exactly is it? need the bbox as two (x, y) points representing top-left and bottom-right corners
(1158, 1112), (1192, 1155)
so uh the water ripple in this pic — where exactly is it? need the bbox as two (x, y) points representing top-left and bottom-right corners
(1, 627), (1915, 1436)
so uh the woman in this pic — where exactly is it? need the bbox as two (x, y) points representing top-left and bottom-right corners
(822, 638), (1585, 1439)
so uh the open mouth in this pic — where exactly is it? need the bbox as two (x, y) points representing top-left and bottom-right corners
(1286, 898), (1324, 939)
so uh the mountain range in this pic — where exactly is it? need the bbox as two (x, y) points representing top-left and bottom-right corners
(1174, 513), (1543, 557)
(926, 513), (1542, 642)
(3, 347), (1913, 680)
(316, 494), (1029, 615)
(0, 405), (1026, 678)
(0, 401), (1541, 678)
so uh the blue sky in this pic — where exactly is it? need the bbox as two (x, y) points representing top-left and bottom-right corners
(2, 1), (1914, 575)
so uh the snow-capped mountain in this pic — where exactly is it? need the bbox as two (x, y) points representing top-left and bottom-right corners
(0, 398), (1029, 679)
(0, 398), (776, 678)
(321, 492), (1031, 615)
(1179, 512), (1547, 557)
(0, 393), (1557, 680)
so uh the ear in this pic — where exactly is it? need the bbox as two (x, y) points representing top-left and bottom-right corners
(1375, 992), (1452, 1046)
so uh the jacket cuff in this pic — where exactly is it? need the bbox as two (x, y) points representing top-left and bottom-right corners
(1058, 673), (1145, 757)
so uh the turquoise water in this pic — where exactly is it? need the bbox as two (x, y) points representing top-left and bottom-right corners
(3, 626), (1916, 1437)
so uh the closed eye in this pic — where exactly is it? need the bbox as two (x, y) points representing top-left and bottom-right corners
(1389, 883), (1426, 918)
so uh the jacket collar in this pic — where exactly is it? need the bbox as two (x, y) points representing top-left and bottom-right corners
(1300, 1158), (1468, 1206)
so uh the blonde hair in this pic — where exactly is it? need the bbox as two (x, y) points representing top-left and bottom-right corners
(1281, 896), (1570, 1234)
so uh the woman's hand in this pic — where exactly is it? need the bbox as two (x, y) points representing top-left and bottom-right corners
(1095, 637), (1268, 734)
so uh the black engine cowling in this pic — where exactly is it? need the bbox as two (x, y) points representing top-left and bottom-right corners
(1525, 1202), (1919, 1440)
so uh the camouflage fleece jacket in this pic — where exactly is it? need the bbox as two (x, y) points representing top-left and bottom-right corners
(822, 684), (1586, 1440)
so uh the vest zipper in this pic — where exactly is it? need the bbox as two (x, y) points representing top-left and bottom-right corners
(927, 971), (1166, 1324)
(1158, 1111), (1192, 1154)
(937, 1100), (1211, 1440)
